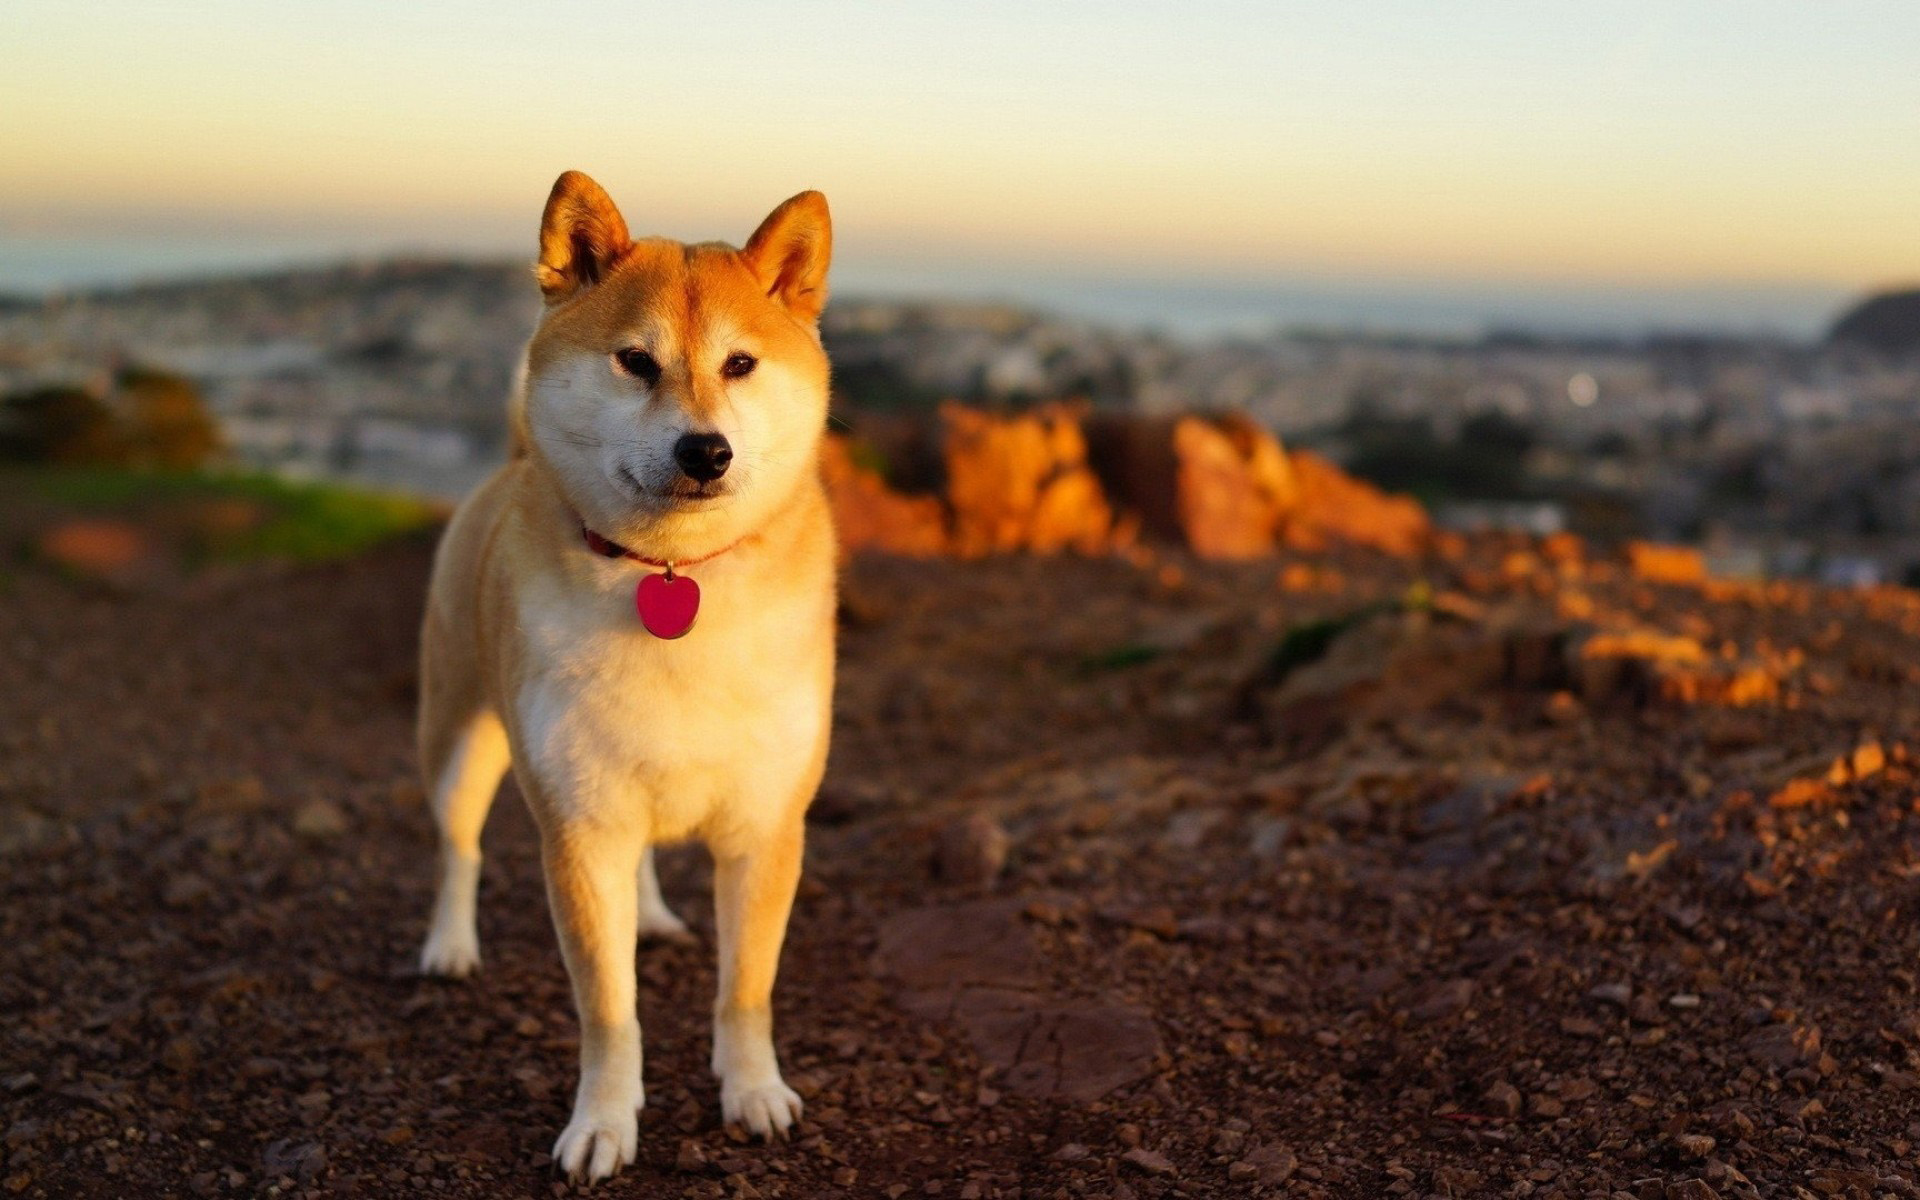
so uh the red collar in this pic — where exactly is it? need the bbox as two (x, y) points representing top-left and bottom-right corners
(580, 523), (742, 572)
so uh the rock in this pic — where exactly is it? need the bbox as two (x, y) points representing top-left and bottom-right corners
(258, 1140), (327, 1184)
(1674, 1132), (1716, 1158)
(1281, 450), (1429, 557)
(1743, 1022), (1821, 1071)
(1084, 412), (1297, 559)
(1483, 1080), (1522, 1118)
(36, 518), (155, 581)
(1588, 982), (1633, 1008)
(950, 989), (1162, 1102)
(942, 403), (1123, 556)
(1407, 978), (1474, 1022)
(1240, 1146), (1297, 1186)
(872, 901), (1042, 997)
(820, 434), (950, 558)
(293, 799), (348, 839)
(1120, 1148), (1176, 1177)
(933, 813), (1010, 890)
(1626, 542), (1708, 585)
(675, 1140), (708, 1173)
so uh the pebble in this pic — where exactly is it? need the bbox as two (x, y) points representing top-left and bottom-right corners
(1588, 982), (1632, 1007)
(1120, 1148), (1176, 1177)
(932, 812), (1010, 889)
(1483, 1081), (1522, 1118)
(293, 799), (348, 839)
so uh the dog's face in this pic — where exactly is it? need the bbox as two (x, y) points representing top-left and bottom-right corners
(520, 172), (832, 558)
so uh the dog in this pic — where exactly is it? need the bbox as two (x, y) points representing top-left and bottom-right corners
(413, 170), (836, 1183)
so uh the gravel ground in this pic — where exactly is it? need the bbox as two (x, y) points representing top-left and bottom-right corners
(8, 532), (1920, 1200)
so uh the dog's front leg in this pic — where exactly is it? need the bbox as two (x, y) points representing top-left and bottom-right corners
(711, 815), (806, 1138)
(543, 821), (646, 1182)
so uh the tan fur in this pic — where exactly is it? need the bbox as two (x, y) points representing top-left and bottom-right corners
(414, 172), (836, 1184)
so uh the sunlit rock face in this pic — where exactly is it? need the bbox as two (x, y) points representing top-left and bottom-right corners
(825, 404), (1428, 562)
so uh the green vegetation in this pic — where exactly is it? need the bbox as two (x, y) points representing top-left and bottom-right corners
(1, 367), (221, 469)
(1333, 408), (1536, 504)
(9, 466), (442, 565)
(1078, 642), (1166, 673)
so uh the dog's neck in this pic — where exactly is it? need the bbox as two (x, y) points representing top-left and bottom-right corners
(520, 447), (824, 578)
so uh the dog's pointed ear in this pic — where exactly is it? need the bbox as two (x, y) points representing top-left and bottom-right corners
(536, 171), (632, 303)
(742, 191), (832, 323)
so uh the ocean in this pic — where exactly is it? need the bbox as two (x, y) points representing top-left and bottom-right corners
(0, 233), (1855, 343)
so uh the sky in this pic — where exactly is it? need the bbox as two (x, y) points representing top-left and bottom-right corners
(4, 1), (1919, 332)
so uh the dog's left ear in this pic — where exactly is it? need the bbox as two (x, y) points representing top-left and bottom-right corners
(742, 191), (832, 323)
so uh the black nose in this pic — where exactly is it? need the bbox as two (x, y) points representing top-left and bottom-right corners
(673, 432), (733, 482)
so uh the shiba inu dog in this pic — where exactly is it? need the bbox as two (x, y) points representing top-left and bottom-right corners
(413, 171), (836, 1183)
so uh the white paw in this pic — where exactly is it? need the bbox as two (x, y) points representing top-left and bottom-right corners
(552, 1102), (639, 1184)
(418, 925), (480, 978)
(721, 1077), (803, 1140)
(636, 907), (696, 945)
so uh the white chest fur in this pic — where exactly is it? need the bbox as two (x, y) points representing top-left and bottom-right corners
(506, 551), (832, 845)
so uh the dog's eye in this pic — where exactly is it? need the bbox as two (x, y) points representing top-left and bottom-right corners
(614, 348), (661, 384)
(722, 352), (758, 380)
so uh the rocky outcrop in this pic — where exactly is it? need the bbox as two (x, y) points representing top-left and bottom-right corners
(1283, 450), (1430, 557)
(825, 404), (1430, 561)
(1085, 412), (1299, 560)
(820, 435), (949, 558)
(941, 403), (1126, 556)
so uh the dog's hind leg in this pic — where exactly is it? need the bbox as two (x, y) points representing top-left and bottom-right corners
(636, 847), (693, 943)
(418, 707), (510, 977)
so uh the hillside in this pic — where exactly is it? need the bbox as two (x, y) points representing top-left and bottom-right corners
(1830, 288), (1920, 356)
(6, 494), (1920, 1198)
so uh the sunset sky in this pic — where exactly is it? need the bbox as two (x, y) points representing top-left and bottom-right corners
(5, 1), (1919, 320)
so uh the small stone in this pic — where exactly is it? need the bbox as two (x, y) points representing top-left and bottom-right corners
(1674, 1133), (1716, 1158)
(293, 800), (348, 839)
(1483, 1081), (1521, 1118)
(1530, 1093), (1564, 1119)
(1669, 993), (1701, 1009)
(933, 812), (1010, 889)
(1120, 1148), (1176, 1177)
(1408, 979), (1474, 1022)
(1241, 1146), (1297, 1186)
(1051, 1143), (1090, 1162)
(1227, 1161), (1258, 1182)
(832, 1168), (858, 1187)
(1588, 982), (1632, 1007)
(675, 1140), (708, 1173)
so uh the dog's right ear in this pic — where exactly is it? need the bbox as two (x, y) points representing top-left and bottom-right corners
(536, 171), (632, 303)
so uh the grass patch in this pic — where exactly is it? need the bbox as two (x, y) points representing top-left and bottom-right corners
(8, 466), (443, 565)
(1078, 643), (1166, 673)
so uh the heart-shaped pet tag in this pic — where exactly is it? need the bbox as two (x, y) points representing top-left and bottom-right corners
(635, 571), (700, 639)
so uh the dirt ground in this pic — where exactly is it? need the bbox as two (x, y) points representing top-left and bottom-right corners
(9, 531), (1920, 1200)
